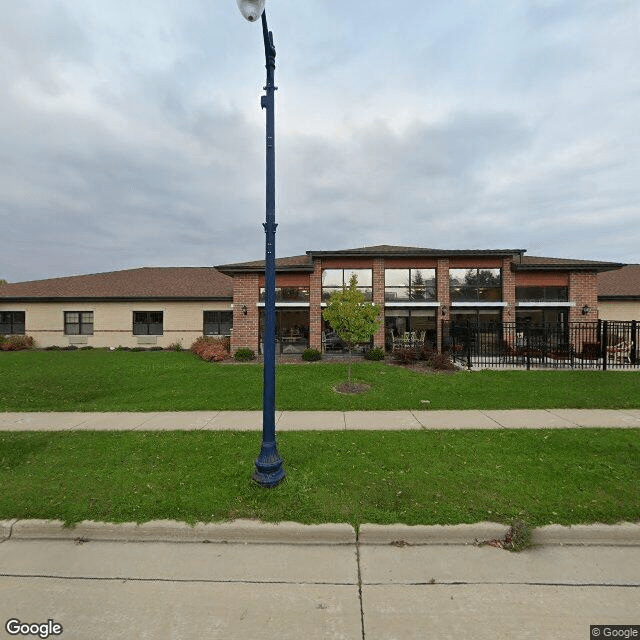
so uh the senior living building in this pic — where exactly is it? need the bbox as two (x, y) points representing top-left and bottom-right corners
(0, 245), (626, 353)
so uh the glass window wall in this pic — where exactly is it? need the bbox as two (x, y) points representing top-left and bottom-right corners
(385, 308), (437, 350)
(450, 268), (501, 302)
(322, 269), (372, 301)
(385, 269), (436, 301)
(259, 287), (310, 302)
(516, 286), (568, 302)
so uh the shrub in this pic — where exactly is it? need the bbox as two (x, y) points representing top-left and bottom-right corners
(365, 347), (385, 361)
(190, 337), (229, 363)
(234, 347), (256, 362)
(302, 348), (322, 362)
(0, 335), (35, 351)
(167, 341), (182, 352)
(424, 351), (457, 371)
(392, 345), (420, 364)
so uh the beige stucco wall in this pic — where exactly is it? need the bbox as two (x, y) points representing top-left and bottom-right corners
(0, 301), (232, 349)
(598, 300), (640, 321)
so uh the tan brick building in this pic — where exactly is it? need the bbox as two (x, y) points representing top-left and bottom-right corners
(216, 246), (625, 355)
(0, 246), (626, 353)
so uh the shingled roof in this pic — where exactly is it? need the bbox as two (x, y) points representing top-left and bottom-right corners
(598, 264), (640, 299)
(216, 245), (526, 273)
(0, 267), (233, 301)
(517, 255), (625, 272)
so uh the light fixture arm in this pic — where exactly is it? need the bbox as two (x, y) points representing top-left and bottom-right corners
(262, 11), (276, 70)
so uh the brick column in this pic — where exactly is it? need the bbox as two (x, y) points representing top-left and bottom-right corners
(436, 259), (450, 352)
(569, 272), (598, 322)
(372, 258), (386, 349)
(231, 273), (260, 354)
(502, 257), (516, 323)
(309, 259), (323, 351)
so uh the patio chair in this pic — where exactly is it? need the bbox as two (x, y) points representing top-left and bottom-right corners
(576, 342), (601, 361)
(500, 340), (522, 363)
(607, 341), (631, 364)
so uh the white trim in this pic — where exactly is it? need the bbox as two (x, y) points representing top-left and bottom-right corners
(256, 302), (310, 308)
(451, 302), (507, 307)
(517, 302), (575, 308)
(384, 302), (440, 308)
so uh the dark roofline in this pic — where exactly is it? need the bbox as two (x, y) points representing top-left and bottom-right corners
(515, 260), (626, 273)
(0, 296), (232, 303)
(216, 256), (314, 275)
(307, 246), (527, 259)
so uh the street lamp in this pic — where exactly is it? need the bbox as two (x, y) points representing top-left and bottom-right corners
(236, 0), (285, 487)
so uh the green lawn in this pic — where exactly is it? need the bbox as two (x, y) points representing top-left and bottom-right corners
(1, 349), (639, 411)
(1, 429), (638, 527)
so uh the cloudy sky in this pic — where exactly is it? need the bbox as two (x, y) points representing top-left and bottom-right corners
(1, 0), (638, 282)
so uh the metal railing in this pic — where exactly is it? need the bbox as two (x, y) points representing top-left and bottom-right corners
(443, 320), (638, 370)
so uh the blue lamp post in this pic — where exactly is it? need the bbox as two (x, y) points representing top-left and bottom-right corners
(236, 0), (285, 487)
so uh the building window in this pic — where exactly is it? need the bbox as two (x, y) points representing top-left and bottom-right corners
(204, 311), (233, 335)
(385, 269), (436, 301)
(0, 311), (25, 335)
(449, 268), (501, 302)
(385, 308), (437, 350)
(259, 287), (310, 302)
(133, 311), (163, 335)
(64, 312), (94, 335)
(322, 269), (372, 301)
(516, 286), (568, 302)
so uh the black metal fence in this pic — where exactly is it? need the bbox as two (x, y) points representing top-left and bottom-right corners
(444, 320), (639, 370)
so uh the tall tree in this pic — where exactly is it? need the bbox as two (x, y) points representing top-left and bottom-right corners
(322, 274), (381, 389)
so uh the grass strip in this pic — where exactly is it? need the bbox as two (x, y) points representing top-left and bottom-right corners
(1, 350), (640, 411)
(1, 429), (638, 527)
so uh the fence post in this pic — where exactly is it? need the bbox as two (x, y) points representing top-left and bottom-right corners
(601, 320), (608, 371)
(466, 320), (472, 370)
(632, 320), (637, 365)
(525, 322), (531, 371)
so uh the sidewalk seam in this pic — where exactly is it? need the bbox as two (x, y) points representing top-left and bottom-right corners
(355, 527), (366, 640)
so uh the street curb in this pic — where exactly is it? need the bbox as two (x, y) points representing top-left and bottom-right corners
(531, 523), (640, 546)
(359, 522), (510, 545)
(8, 519), (357, 545)
(359, 522), (640, 546)
(5, 520), (640, 546)
(1, 519), (16, 542)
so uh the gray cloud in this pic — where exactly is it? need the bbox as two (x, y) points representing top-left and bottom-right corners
(1, 0), (638, 282)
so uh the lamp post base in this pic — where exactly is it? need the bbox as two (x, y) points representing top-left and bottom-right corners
(252, 440), (286, 488)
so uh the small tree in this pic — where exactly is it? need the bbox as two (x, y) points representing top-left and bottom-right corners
(322, 274), (381, 388)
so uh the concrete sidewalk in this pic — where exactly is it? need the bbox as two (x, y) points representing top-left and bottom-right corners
(1, 408), (640, 431)
(1, 521), (639, 639)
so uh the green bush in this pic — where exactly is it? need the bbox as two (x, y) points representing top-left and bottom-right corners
(234, 347), (256, 362)
(302, 348), (322, 362)
(365, 347), (385, 361)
